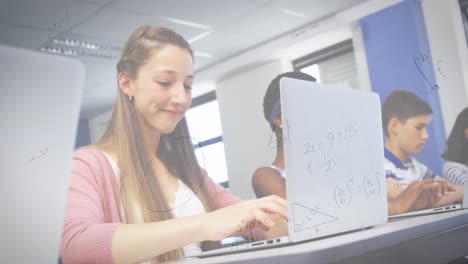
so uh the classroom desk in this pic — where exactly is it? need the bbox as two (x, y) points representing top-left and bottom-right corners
(180, 209), (468, 264)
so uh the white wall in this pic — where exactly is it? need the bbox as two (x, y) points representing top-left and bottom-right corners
(89, 109), (112, 143)
(216, 60), (293, 199)
(422, 0), (468, 135)
(351, 24), (372, 92)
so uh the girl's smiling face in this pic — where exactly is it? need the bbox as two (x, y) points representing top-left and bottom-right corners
(125, 44), (194, 135)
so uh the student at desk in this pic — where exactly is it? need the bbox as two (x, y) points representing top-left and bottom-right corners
(382, 90), (464, 215)
(60, 26), (287, 264)
(251, 72), (316, 238)
(442, 107), (468, 185)
(252, 71), (316, 199)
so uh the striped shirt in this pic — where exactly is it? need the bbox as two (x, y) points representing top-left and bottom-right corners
(443, 161), (468, 185)
(384, 148), (435, 189)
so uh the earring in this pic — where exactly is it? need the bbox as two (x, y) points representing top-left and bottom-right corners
(128, 95), (133, 101)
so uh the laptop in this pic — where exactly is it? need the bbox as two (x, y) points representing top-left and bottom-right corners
(193, 78), (388, 258)
(0, 45), (84, 263)
(388, 178), (468, 219)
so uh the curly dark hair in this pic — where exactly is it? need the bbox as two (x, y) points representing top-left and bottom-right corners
(263, 71), (316, 130)
(442, 107), (468, 164)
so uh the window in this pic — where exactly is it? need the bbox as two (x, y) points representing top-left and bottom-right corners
(460, 0), (468, 44)
(300, 64), (321, 83)
(185, 91), (229, 188)
(294, 40), (359, 89)
(194, 142), (228, 184)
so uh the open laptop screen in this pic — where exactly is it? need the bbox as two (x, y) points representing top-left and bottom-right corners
(0, 45), (84, 263)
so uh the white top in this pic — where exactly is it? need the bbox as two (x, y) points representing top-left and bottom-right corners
(269, 164), (286, 179)
(101, 151), (205, 258)
(443, 161), (468, 185)
(384, 148), (434, 189)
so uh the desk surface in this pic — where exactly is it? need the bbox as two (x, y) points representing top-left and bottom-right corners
(179, 209), (468, 264)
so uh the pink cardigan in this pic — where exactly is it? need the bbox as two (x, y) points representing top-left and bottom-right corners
(60, 148), (261, 264)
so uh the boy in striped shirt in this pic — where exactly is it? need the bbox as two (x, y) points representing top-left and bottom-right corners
(381, 90), (464, 215)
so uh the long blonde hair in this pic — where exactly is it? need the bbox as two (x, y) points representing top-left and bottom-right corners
(99, 26), (212, 262)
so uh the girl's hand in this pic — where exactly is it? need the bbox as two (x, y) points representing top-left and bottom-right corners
(203, 195), (288, 241)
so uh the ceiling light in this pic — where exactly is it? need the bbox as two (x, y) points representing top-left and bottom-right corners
(41, 37), (121, 59)
(162, 17), (212, 30)
(40, 45), (117, 59)
(48, 37), (119, 51)
(194, 51), (213, 58)
(188, 30), (213, 44)
(280, 8), (306, 19)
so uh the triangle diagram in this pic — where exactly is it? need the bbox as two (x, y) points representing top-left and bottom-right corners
(292, 203), (338, 233)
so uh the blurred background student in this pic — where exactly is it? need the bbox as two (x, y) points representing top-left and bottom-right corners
(442, 107), (468, 185)
(251, 71), (316, 238)
(252, 71), (316, 199)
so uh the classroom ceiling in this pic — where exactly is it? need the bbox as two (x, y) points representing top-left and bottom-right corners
(0, 0), (368, 118)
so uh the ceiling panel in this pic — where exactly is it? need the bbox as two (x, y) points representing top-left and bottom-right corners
(0, 0), (107, 49)
(0, 0), (104, 32)
(192, 0), (367, 70)
(0, 24), (48, 50)
(271, 0), (368, 18)
(71, 7), (203, 44)
(191, 6), (306, 64)
(113, 0), (268, 28)
(70, 0), (112, 4)
(0, 0), (375, 119)
(0, 0), (71, 28)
